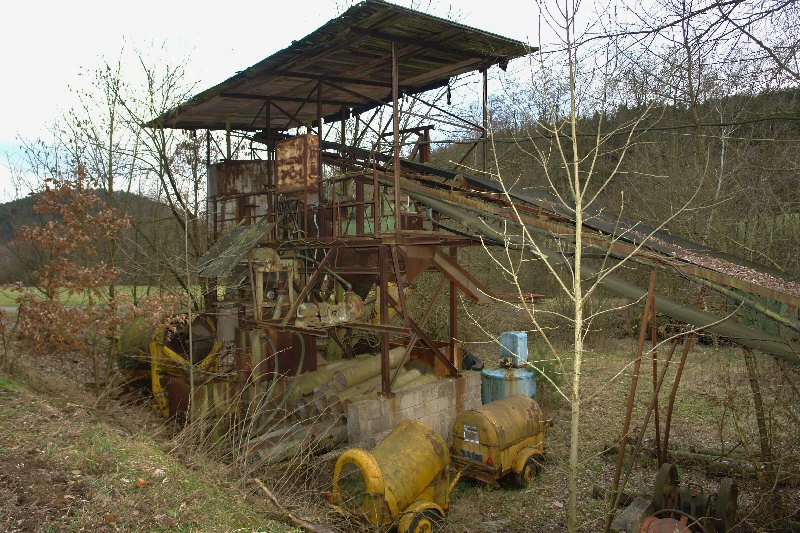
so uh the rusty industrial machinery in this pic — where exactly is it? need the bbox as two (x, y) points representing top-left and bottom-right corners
(139, 0), (800, 509)
(142, 0), (536, 423)
(118, 315), (222, 418)
(332, 419), (450, 532)
(612, 463), (738, 533)
(451, 394), (550, 487)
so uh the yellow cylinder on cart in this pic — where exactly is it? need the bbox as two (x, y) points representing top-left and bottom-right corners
(452, 394), (548, 487)
(332, 419), (450, 530)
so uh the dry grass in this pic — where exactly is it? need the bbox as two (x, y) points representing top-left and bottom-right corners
(445, 336), (800, 532)
(0, 351), (299, 532)
(3, 306), (799, 532)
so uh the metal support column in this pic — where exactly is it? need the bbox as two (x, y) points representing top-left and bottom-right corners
(392, 41), (401, 234)
(449, 247), (458, 367)
(651, 296), (661, 462)
(662, 289), (704, 462)
(317, 80), (325, 236)
(225, 116), (232, 160)
(604, 268), (657, 532)
(379, 245), (392, 395)
(482, 68), (488, 175)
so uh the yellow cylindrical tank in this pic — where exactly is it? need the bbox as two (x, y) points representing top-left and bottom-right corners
(452, 394), (548, 487)
(332, 419), (449, 529)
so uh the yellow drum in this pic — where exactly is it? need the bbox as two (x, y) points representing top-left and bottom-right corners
(332, 419), (449, 532)
(451, 394), (550, 487)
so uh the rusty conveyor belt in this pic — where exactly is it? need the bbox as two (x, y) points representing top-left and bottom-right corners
(322, 140), (800, 308)
(398, 185), (800, 364)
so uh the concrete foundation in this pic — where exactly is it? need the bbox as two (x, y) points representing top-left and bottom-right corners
(346, 371), (481, 447)
(610, 496), (655, 533)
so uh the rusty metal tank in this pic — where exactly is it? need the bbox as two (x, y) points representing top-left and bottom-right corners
(332, 419), (449, 532)
(451, 394), (549, 487)
(481, 367), (537, 403)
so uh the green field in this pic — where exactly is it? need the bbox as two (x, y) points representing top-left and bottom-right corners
(0, 286), (192, 307)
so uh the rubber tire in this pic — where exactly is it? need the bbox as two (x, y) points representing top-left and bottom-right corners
(513, 455), (542, 488)
(402, 509), (442, 533)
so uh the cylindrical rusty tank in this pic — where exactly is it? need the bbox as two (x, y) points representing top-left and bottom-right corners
(118, 315), (216, 368)
(481, 367), (537, 403)
(117, 314), (222, 418)
(332, 419), (449, 531)
(452, 394), (548, 487)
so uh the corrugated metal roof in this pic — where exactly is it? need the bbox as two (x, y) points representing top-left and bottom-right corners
(148, 0), (533, 131)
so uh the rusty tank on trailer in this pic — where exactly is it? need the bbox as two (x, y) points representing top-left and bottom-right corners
(451, 394), (551, 487)
(332, 419), (450, 532)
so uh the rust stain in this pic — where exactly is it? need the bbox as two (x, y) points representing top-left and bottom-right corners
(276, 134), (319, 193)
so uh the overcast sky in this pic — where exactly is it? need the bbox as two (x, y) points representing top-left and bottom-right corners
(0, 0), (557, 199)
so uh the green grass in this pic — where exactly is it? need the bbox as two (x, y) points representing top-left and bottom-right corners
(0, 372), (298, 532)
(0, 376), (16, 390)
(0, 286), (194, 307)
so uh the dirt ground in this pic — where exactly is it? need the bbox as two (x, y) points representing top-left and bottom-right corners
(2, 331), (798, 532)
(0, 356), (298, 533)
(443, 336), (800, 532)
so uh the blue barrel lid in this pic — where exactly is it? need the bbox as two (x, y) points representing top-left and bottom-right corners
(481, 368), (535, 380)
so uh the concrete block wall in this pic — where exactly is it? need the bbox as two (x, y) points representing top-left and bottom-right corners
(346, 370), (481, 447)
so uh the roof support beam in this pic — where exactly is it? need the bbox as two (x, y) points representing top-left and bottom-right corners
(221, 92), (354, 108)
(264, 70), (393, 89)
(351, 27), (511, 61)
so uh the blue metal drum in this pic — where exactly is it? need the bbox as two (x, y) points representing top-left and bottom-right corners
(481, 368), (537, 404)
(499, 331), (528, 366)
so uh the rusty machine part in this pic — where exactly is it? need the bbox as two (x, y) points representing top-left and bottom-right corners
(332, 419), (450, 532)
(144, 0), (799, 460)
(118, 315), (223, 417)
(451, 394), (551, 487)
(642, 463), (738, 533)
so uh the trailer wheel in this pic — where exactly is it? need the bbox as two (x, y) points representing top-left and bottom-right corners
(514, 454), (543, 488)
(400, 509), (441, 533)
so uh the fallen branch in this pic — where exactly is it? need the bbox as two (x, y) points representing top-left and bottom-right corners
(253, 477), (337, 533)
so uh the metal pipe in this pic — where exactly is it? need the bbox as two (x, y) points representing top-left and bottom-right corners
(449, 247), (458, 366)
(379, 245), (391, 395)
(605, 268), (657, 531)
(651, 293), (662, 463)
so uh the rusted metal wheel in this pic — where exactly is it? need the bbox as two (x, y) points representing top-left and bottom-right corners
(653, 463), (679, 511)
(713, 478), (738, 532)
(402, 509), (441, 533)
(514, 454), (543, 488)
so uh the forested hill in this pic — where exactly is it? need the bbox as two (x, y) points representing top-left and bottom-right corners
(0, 190), (168, 245)
(432, 87), (800, 278)
(0, 190), (180, 285)
(0, 196), (35, 245)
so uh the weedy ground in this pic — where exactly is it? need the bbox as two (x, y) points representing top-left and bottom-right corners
(1, 313), (798, 532)
(0, 357), (299, 532)
(444, 334), (800, 532)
